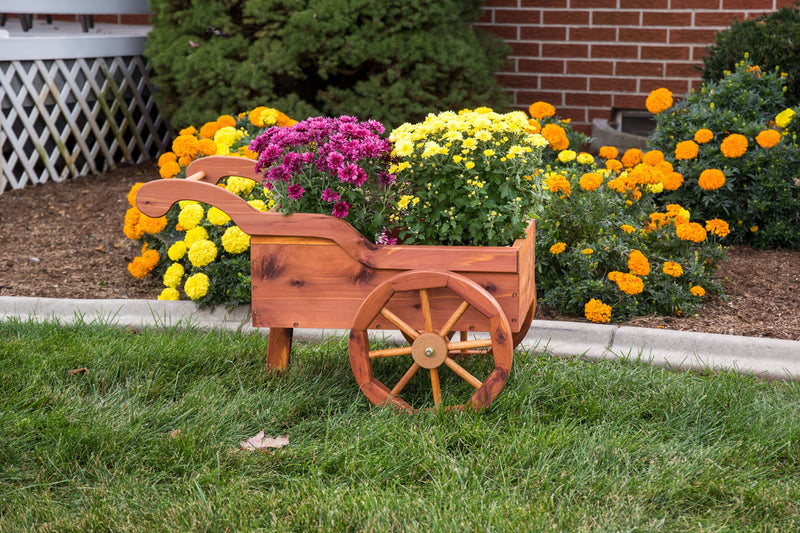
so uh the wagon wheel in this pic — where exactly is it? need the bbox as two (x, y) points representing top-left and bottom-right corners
(349, 270), (513, 412)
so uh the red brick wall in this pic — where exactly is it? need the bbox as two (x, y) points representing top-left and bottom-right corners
(479, 0), (797, 134)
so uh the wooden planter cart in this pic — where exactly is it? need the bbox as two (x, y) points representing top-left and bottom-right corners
(136, 156), (537, 411)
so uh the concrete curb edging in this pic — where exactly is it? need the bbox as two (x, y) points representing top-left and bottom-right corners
(2, 296), (799, 380)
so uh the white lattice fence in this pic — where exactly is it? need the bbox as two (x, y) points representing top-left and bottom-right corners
(0, 55), (171, 193)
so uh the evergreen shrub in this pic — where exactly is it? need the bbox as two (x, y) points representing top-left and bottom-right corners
(145, 0), (510, 129)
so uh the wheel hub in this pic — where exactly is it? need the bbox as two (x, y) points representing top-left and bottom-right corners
(411, 332), (448, 369)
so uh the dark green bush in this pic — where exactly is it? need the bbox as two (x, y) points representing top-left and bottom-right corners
(145, 0), (511, 129)
(703, 5), (800, 105)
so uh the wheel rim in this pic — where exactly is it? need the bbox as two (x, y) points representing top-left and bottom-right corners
(348, 270), (513, 412)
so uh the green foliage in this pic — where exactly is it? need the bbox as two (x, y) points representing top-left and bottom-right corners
(648, 60), (800, 249)
(703, 5), (800, 105)
(146, 0), (510, 129)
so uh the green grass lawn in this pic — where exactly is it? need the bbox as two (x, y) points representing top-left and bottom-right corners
(1, 318), (799, 532)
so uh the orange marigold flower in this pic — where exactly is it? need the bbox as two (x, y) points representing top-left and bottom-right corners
(123, 207), (144, 240)
(216, 114), (237, 128)
(690, 285), (706, 297)
(720, 133), (748, 158)
(248, 106), (268, 126)
(674, 140), (699, 160)
(661, 171), (684, 191)
(621, 224), (635, 234)
(159, 161), (181, 179)
(178, 155), (194, 167)
(630, 163), (661, 185)
(179, 126), (197, 136)
(628, 249), (651, 276)
(549, 242), (566, 254)
(541, 123), (569, 151)
(705, 218), (730, 238)
(755, 129), (781, 148)
(613, 272), (644, 295)
(605, 159), (623, 171)
(646, 88), (673, 114)
(598, 146), (619, 159)
(528, 101), (556, 119)
(676, 221), (707, 243)
(545, 173), (572, 196)
(621, 148), (643, 168)
(662, 261), (684, 278)
(649, 212), (670, 229)
(585, 298), (612, 323)
(127, 250), (160, 279)
(694, 129), (714, 144)
(579, 172), (603, 191)
(139, 214), (168, 235)
(172, 134), (198, 158)
(197, 138), (217, 156)
(698, 168), (725, 191)
(526, 119), (541, 134)
(607, 177), (628, 193)
(656, 160), (674, 174)
(157, 152), (177, 167)
(199, 121), (222, 139)
(642, 150), (664, 166)
(127, 183), (144, 206)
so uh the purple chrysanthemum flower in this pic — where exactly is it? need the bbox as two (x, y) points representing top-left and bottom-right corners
(338, 163), (367, 186)
(321, 188), (341, 203)
(331, 201), (350, 218)
(287, 184), (305, 200)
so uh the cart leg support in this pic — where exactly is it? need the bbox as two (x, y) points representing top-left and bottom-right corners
(266, 327), (293, 371)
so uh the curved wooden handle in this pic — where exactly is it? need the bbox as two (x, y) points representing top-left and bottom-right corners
(184, 155), (262, 185)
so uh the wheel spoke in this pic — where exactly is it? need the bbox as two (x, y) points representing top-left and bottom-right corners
(444, 357), (483, 389)
(380, 307), (420, 340)
(369, 345), (414, 359)
(438, 300), (471, 337)
(420, 289), (433, 332)
(430, 368), (442, 405)
(446, 338), (493, 352)
(391, 362), (420, 396)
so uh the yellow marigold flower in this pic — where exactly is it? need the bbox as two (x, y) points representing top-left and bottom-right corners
(207, 207), (231, 226)
(690, 285), (706, 297)
(221, 226), (250, 254)
(172, 134), (198, 158)
(248, 106), (268, 127)
(613, 272), (644, 295)
(674, 140), (699, 160)
(645, 88), (673, 114)
(598, 146), (619, 160)
(705, 218), (730, 238)
(178, 203), (204, 230)
(694, 129), (713, 144)
(163, 262), (185, 288)
(188, 239), (218, 267)
(585, 298), (612, 323)
(528, 101), (556, 119)
(541, 123), (569, 151)
(662, 171), (684, 191)
(605, 159), (623, 172)
(581, 248), (594, 255)
(557, 150), (576, 163)
(775, 108), (795, 128)
(225, 176), (255, 197)
(579, 172), (603, 191)
(642, 150), (664, 166)
(663, 261), (683, 278)
(621, 148), (643, 168)
(751, 225), (759, 232)
(545, 173), (571, 196)
(549, 242), (566, 254)
(159, 161), (181, 179)
(755, 129), (781, 148)
(675, 221), (707, 243)
(628, 249), (651, 276)
(168, 241), (188, 261)
(184, 273), (210, 300)
(184, 226), (209, 246)
(158, 287), (181, 301)
(698, 169), (725, 191)
(157, 152), (178, 167)
(720, 133), (748, 158)
(621, 224), (635, 233)
(646, 182), (664, 194)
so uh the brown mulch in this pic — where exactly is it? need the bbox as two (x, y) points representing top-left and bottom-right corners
(1, 161), (799, 341)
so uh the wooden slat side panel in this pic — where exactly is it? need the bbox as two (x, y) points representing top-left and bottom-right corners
(516, 220), (536, 324)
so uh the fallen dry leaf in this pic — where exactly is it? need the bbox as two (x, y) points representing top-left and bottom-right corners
(69, 367), (88, 375)
(240, 431), (289, 451)
(169, 429), (182, 439)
